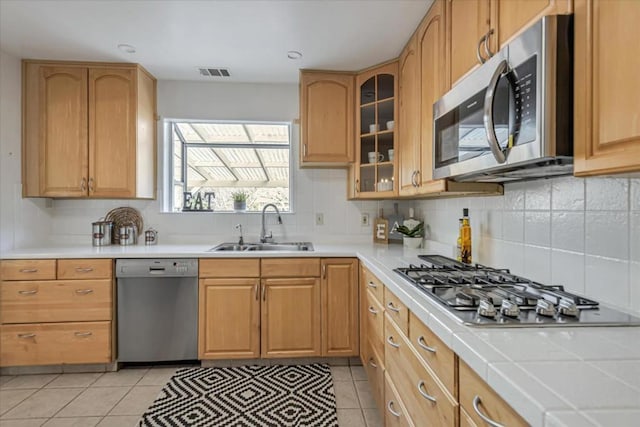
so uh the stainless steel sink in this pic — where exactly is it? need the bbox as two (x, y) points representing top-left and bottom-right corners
(208, 242), (314, 252)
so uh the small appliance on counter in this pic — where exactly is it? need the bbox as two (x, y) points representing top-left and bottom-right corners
(394, 255), (640, 327)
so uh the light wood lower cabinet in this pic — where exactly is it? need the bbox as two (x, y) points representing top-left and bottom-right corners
(363, 335), (385, 418)
(459, 359), (528, 427)
(261, 277), (321, 358)
(199, 278), (260, 359)
(0, 279), (112, 324)
(385, 314), (458, 427)
(385, 372), (415, 427)
(0, 321), (111, 366)
(322, 258), (359, 356)
(0, 259), (114, 367)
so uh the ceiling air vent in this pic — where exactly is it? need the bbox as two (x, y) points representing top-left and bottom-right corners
(198, 67), (231, 77)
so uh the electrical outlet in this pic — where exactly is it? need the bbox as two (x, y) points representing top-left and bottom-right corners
(361, 213), (370, 226)
(315, 213), (324, 226)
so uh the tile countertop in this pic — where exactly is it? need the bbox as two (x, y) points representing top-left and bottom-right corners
(2, 242), (640, 426)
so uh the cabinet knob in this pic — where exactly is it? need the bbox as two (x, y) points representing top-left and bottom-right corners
(88, 177), (95, 193)
(80, 177), (87, 191)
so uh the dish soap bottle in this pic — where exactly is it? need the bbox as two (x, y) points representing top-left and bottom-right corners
(460, 208), (472, 264)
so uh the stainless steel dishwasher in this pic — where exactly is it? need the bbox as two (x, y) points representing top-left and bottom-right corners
(116, 259), (198, 362)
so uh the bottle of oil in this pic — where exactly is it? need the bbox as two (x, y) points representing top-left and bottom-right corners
(456, 218), (463, 262)
(460, 208), (472, 264)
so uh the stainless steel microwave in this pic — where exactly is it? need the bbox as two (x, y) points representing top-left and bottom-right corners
(433, 15), (573, 182)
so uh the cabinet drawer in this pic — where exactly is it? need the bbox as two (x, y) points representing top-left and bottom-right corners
(361, 266), (384, 304)
(384, 287), (409, 335)
(0, 280), (112, 324)
(57, 259), (112, 279)
(1, 260), (56, 281)
(0, 321), (112, 367)
(363, 337), (385, 416)
(384, 372), (415, 427)
(261, 258), (320, 278)
(385, 315), (458, 427)
(409, 312), (457, 398)
(199, 259), (260, 278)
(365, 289), (385, 360)
(459, 359), (527, 427)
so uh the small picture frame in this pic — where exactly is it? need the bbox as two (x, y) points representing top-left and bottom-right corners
(373, 217), (389, 244)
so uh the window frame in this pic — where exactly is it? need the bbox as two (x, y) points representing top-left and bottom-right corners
(162, 118), (294, 213)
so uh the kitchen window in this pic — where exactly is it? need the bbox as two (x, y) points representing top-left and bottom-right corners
(167, 120), (291, 212)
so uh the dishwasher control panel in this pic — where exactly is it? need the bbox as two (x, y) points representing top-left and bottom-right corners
(116, 259), (198, 278)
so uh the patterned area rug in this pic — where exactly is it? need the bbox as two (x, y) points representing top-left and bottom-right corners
(139, 364), (338, 427)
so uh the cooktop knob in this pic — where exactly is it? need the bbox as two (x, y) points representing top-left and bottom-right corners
(558, 299), (579, 317)
(477, 299), (497, 318)
(536, 299), (556, 317)
(500, 299), (520, 318)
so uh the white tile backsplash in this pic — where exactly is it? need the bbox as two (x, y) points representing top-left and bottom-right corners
(551, 211), (585, 252)
(415, 177), (640, 316)
(524, 211), (551, 247)
(585, 212), (629, 259)
(585, 255), (630, 310)
(586, 178), (629, 211)
(552, 176), (585, 211)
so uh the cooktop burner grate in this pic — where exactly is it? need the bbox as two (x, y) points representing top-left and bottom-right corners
(393, 255), (640, 327)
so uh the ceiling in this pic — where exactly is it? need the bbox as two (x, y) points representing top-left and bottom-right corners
(0, 0), (433, 83)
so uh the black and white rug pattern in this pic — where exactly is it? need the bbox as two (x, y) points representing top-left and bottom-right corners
(139, 364), (339, 427)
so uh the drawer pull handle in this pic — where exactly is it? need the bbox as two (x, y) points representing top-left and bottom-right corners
(387, 336), (400, 348)
(19, 268), (38, 273)
(18, 333), (36, 339)
(473, 395), (505, 427)
(417, 336), (437, 353)
(75, 268), (94, 273)
(18, 290), (38, 295)
(368, 358), (378, 369)
(387, 302), (400, 313)
(368, 306), (378, 315)
(367, 281), (377, 289)
(74, 332), (93, 337)
(387, 401), (401, 418)
(417, 380), (437, 403)
(75, 289), (94, 295)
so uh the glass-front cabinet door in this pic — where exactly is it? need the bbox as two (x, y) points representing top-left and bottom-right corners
(352, 62), (398, 199)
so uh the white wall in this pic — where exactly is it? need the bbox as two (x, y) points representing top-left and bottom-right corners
(414, 176), (640, 315)
(0, 50), (52, 252)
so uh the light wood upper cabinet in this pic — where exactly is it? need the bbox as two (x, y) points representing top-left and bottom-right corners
(299, 71), (355, 166)
(199, 278), (260, 359)
(23, 66), (88, 197)
(417, 0), (449, 189)
(449, 0), (491, 86)
(261, 277), (321, 358)
(398, 34), (421, 197)
(22, 60), (156, 199)
(492, 0), (572, 48)
(352, 62), (398, 198)
(574, 0), (640, 176)
(321, 258), (359, 357)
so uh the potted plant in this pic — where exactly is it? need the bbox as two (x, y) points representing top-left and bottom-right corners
(231, 190), (249, 211)
(395, 221), (424, 249)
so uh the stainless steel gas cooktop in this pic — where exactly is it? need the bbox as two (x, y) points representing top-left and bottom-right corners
(394, 255), (640, 327)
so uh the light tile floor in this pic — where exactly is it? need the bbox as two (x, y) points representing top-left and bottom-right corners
(0, 365), (382, 427)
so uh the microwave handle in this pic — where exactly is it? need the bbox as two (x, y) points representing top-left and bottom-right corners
(483, 59), (509, 164)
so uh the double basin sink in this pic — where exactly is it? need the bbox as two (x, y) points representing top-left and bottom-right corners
(208, 242), (314, 252)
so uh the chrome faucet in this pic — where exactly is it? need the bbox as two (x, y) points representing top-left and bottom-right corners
(260, 204), (282, 243)
(235, 224), (244, 245)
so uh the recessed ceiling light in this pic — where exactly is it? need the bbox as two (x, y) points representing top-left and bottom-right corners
(287, 50), (302, 60)
(118, 44), (136, 54)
